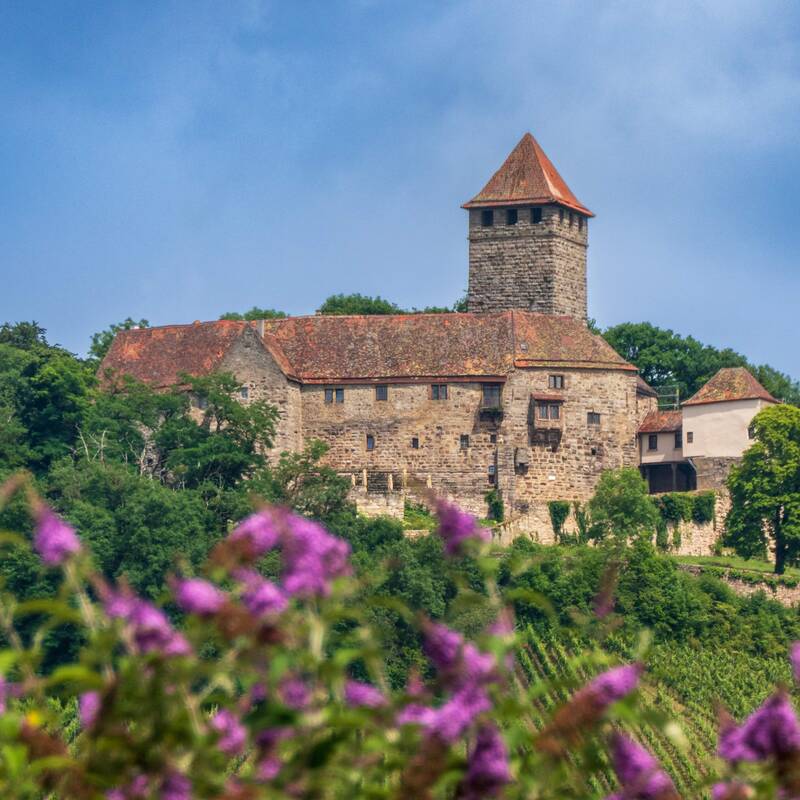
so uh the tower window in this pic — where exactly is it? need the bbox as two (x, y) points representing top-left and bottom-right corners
(375, 384), (388, 401)
(548, 374), (564, 389)
(489, 433), (497, 444)
(748, 425), (755, 440)
(488, 464), (496, 486)
(559, 209), (564, 223)
(431, 384), (448, 400)
(481, 383), (502, 408)
(506, 208), (518, 225)
(578, 217), (584, 231)
(569, 212), (574, 226)
(411, 436), (419, 449)
(460, 434), (470, 450)
(675, 431), (683, 448)
(335, 388), (344, 403)
(481, 209), (493, 227)
(587, 411), (601, 426)
(687, 432), (694, 443)
(531, 207), (542, 224)
(539, 402), (560, 420)
(239, 386), (249, 399)
(366, 434), (375, 451)
(324, 387), (345, 403)
(648, 434), (658, 451)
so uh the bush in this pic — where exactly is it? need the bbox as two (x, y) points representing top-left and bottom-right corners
(655, 517), (669, 551)
(656, 493), (694, 524)
(547, 500), (570, 542)
(692, 491), (716, 525)
(485, 488), (505, 522)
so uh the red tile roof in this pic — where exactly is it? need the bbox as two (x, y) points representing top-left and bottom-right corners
(639, 410), (682, 434)
(636, 376), (658, 398)
(100, 312), (635, 387)
(462, 132), (593, 216)
(683, 367), (778, 407)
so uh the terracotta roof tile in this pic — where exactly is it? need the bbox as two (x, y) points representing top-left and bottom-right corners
(100, 312), (635, 387)
(683, 367), (778, 407)
(636, 375), (658, 398)
(639, 410), (682, 433)
(462, 132), (593, 216)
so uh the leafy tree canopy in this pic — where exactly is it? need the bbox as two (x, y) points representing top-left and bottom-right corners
(89, 318), (150, 362)
(219, 307), (287, 321)
(317, 292), (466, 316)
(725, 404), (800, 573)
(602, 321), (800, 405)
(588, 467), (659, 543)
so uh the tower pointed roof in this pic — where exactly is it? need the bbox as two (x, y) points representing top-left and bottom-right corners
(462, 132), (593, 216)
(683, 367), (778, 406)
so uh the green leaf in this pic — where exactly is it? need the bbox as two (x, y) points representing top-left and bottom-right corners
(14, 599), (82, 624)
(45, 665), (104, 690)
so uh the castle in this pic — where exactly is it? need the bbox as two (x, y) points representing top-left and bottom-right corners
(102, 133), (659, 538)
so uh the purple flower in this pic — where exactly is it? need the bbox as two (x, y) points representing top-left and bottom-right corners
(458, 724), (511, 800)
(578, 663), (643, 710)
(33, 507), (81, 566)
(719, 691), (800, 763)
(0, 676), (17, 714)
(159, 771), (191, 800)
(344, 680), (387, 709)
(791, 641), (800, 683)
(435, 499), (489, 556)
(79, 691), (101, 728)
(605, 733), (676, 800)
(712, 782), (753, 800)
(399, 685), (491, 744)
(173, 578), (225, 616)
(229, 510), (280, 556)
(280, 676), (310, 710)
(423, 622), (496, 690)
(106, 775), (150, 799)
(211, 708), (247, 756)
(104, 590), (191, 657)
(256, 756), (282, 781)
(236, 569), (288, 617)
(281, 515), (351, 597)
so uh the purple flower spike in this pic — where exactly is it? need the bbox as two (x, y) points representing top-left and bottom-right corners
(344, 679), (387, 709)
(229, 510), (281, 556)
(459, 724), (511, 800)
(606, 733), (676, 800)
(33, 507), (81, 566)
(174, 578), (225, 616)
(428, 685), (492, 743)
(719, 691), (800, 763)
(280, 676), (310, 710)
(281, 515), (351, 598)
(423, 622), (496, 690)
(435, 499), (489, 556)
(236, 569), (287, 617)
(712, 782), (753, 800)
(791, 641), (800, 683)
(160, 771), (191, 800)
(581, 663), (643, 710)
(79, 691), (101, 728)
(211, 708), (247, 756)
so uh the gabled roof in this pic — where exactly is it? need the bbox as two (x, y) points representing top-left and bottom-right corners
(462, 132), (593, 216)
(100, 312), (635, 388)
(683, 367), (778, 407)
(639, 410), (682, 434)
(636, 376), (658, 398)
(100, 320), (297, 387)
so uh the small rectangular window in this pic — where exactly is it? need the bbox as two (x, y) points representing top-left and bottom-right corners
(559, 209), (564, 222)
(549, 404), (560, 420)
(648, 434), (658, 451)
(578, 217), (584, 231)
(506, 208), (518, 225)
(569, 212), (574, 226)
(488, 465), (496, 486)
(460, 434), (470, 450)
(324, 388), (333, 404)
(675, 431), (683, 449)
(375, 385), (388, 401)
(587, 411), (601, 426)
(411, 436), (419, 449)
(366, 434), (375, 451)
(548, 374), (564, 389)
(482, 383), (501, 408)
(531, 207), (542, 224)
(687, 431), (694, 443)
(481, 209), (493, 227)
(489, 433), (497, 444)
(538, 402), (549, 420)
(239, 386), (249, 399)
(748, 425), (755, 440)
(335, 388), (344, 404)
(431, 384), (448, 400)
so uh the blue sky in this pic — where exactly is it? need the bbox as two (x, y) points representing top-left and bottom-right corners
(1, 1), (799, 376)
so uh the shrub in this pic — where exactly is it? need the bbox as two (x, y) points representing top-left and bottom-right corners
(656, 493), (694, 524)
(485, 488), (505, 522)
(547, 500), (570, 542)
(692, 491), (716, 524)
(655, 517), (669, 551)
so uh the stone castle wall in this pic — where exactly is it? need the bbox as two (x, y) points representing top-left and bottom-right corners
(466, 206), (588, 319)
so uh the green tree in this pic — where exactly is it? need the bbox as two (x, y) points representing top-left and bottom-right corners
(318, 293), (403, 315)
(588, 467), (659, 543)
(89, 318), (150, 362)
(219, 307), (287, 321)
(725, 404), (800, 574)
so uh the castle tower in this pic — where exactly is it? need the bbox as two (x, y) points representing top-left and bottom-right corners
(463, 133), (593, 320)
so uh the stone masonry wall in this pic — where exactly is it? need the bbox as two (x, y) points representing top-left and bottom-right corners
(467, 205), (588, 319)
(300, 367), (640, 540)
(220, 328), (303, 457)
